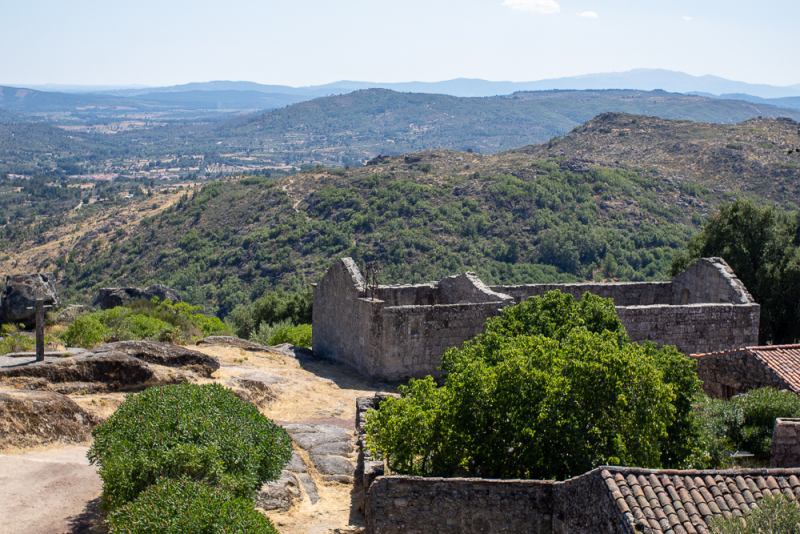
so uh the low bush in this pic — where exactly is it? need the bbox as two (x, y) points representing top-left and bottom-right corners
(0, 332), (34, 354)
(106, 477), (279, 534)
(250, 320), (312, 348)
(88, 383), (292, 510)
(709, 494), (800, 533)
(227, 290), (312, 340)
(61, 298), (230, 348)
(697, 388), (800, 466)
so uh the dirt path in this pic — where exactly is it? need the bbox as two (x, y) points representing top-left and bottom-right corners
(0, 446), (102, 534)
(0, 344), (391, 533)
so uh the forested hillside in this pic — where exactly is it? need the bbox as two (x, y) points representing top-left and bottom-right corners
(2, 113), (797, 318)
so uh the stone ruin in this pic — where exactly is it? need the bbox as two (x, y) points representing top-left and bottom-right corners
(312, 257), (760, 381)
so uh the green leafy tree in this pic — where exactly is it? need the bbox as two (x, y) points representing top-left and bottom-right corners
(366, 291), (703, 480)
(670, 200), (800, 344)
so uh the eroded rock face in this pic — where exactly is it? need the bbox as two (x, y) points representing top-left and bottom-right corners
(91, 340), (219, 375)
(97, 284), (181, 309)
(0, 352), (155, 390)
(284, 423), (356, 484)
(0, 273), (60, 328)
(0, 390), (100, 448)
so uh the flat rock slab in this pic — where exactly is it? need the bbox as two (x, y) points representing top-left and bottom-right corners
(2, 349), (89, 359)
(257, 471), (301, 511)
(0, 352), (155, 390)
(266, 343), (314, 359)
(309, 455), (355, 477)
(197, 336), (269, 352)
(92, 340), (219, 374)
(0, 446), (102, 534)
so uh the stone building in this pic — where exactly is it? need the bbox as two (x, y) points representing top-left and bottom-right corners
(693, 344), (800, 399)
(365, 466), (800, 534)
(312, 257), (760, 381)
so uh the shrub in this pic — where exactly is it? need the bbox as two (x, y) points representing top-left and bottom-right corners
(697, 388), (800, 466)
(251, 320), (311, 348)
(709, 494), (800, 533)
(106, 477), (279, 534)
(60, 298), (230, 348)
(88, 383), (292, 510)
(0, 332), (35, 354)
(366, 291), (703, 480)
(61, 314), (109, 348)
(227, 290), (312, 340)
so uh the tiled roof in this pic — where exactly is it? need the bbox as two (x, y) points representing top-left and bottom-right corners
(747, 345), (800, 394)
(601, 467), (800, 534)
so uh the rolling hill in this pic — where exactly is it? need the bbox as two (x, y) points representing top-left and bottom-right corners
(1, 114), (798, 318)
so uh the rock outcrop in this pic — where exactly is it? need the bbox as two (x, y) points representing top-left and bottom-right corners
(197, 336), (269, 352)
(0, 273), (60, 327)
(97, 284), (182, 309)
(91, 340), (219, 375)
(0, 352), (155, 391)
(0, 390), (100, 448)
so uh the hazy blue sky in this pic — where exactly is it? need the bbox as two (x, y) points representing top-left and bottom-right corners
(2, 0), (798, 87)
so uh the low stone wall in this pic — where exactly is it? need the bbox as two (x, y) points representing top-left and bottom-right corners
(355, 394), (390, 511)
(365, 477), (555, 534)
(771, 418), (800, 468)
(694, 350), (789, 399)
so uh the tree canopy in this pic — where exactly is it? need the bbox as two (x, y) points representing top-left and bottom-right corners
(670, 199), (800, 344)
(365, 290), (703, 480)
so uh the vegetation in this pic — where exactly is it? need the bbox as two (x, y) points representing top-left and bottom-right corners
(249, 320), (312, 348)
(709, 494), (800, 534)
(0, 323), (34, 354)
(88, 383), (292, 511)
(697, 388), (800, 467)
(670, 199), (800, 344)
(60, 298), (230, 348)
(365, 291), (703, 480)
(227, 290), (312, 340)
(106, 476), (279, 534)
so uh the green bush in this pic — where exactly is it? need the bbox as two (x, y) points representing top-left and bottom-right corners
(61, 298), (230, 348)
(709, 494), (800, 534)
(107, 477), (279, 534)
(88, 383), (292, 510)
(227, 290), (312, 340)
(0, 332), (35, 354)
(251, 320), (312, 348)
(697, 388), (800, 466)
(366, 291), (703, 480)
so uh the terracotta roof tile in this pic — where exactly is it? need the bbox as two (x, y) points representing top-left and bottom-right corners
(600, 467), (800, 533)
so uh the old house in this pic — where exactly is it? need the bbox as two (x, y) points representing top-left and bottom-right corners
(693, 344), (800, 399)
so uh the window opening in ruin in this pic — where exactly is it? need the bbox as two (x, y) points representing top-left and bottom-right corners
(725, 385), (735, 399)
(409, 315), (422, 336)
(681, 288), (691, 304)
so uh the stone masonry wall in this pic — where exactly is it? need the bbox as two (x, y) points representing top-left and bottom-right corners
(618, 303), (760, 356)
(312, 258), (374, 374)
(365, 476), (556, 534)
(771, 418), (800, 468)
(552, 471), (629, 534)
(372, 302), (506, 380)
(694, 350), (790, 399)
(671, 257), (754, 305)
(490, 281), (673, 306)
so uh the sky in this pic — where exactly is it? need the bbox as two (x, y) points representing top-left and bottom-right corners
(2, 0), (799, 88)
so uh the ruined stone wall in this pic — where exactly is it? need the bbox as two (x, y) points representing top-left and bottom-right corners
(311, 259), (375, 375)
(371, 302), (506, 381)
(671, 257), (754, 305)
(375, 284), (442, 307)
(365, 476), (556, 534)
(618, 303), (760, 356)
(771, 418), (800, 468)
(694, 350), (789, 399)
(490, 281), (673, 306)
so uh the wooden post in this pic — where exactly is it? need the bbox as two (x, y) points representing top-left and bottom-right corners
(35, 299), (45, 362)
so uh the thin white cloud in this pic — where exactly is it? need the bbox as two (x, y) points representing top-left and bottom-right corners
(502, 0), (561, 15)
(683, 16), (692, 21)
(579, 11), (599, 18)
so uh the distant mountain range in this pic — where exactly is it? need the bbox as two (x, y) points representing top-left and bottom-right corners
(17, 68), (798, 100)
